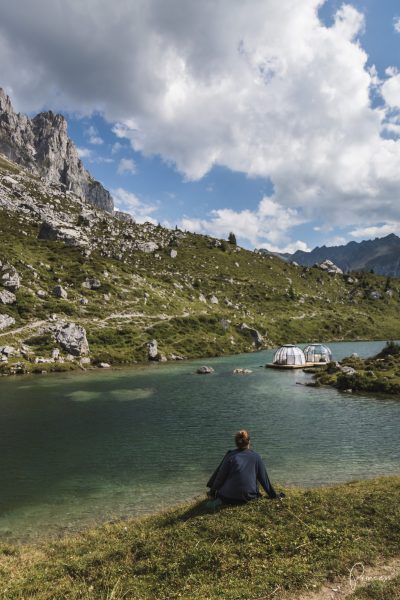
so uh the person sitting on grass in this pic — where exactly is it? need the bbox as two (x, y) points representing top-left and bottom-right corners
(207, 430), (279, 505)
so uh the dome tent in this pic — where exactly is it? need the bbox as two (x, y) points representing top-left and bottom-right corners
(304, 344), (332, 364)
(273, 344), (306, 367)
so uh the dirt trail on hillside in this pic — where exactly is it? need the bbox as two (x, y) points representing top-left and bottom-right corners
(276, 556), (400, 600)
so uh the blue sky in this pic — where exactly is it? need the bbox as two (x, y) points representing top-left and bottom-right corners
(2, 0), (400, 252)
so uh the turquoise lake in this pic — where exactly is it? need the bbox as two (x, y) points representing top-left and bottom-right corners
(0, 340), (399, 542)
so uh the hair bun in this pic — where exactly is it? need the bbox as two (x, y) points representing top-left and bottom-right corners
(235, 429), (250, 448)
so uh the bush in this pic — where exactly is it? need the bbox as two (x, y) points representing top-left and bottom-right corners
(376, 340), (400, 358)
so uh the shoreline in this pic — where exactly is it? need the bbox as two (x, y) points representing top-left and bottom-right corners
(0, 336), (394, 381)
(1, 475), (399, 599)
(4, 472), (400, 547)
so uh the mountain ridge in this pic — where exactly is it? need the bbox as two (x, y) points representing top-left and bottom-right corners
(272, 233), (400, 277)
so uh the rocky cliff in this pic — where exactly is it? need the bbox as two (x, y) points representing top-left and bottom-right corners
(0, 88), (113, 212)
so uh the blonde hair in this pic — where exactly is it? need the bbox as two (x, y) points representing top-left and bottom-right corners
(235, 430), (250, 449)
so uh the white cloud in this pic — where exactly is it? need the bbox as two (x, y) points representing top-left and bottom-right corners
(349, 222), (400, 238)
(117, 158), (137, 175)
(112, 187), (157, 224)
(111, 142), (124, 154)
(2, 1), (400, 236)
(179, 196), (308, 251)
(85, 125), (103, 145)
(394, 17), (400, 34)
(76, 147), (92, 159)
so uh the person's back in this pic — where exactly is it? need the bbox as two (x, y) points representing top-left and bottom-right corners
(207, 430), (277, 503)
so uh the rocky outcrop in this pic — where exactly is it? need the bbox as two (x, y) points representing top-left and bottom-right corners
(55, 322), (89, 356)
(38, 220), (89, 247)
(114, 211), (135, 224)
(0, 88), (113, 212)
(317, 260), (343, 275)
(239, 323), (263, 348)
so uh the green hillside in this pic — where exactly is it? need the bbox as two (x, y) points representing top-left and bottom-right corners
(1, 153), (400, 374)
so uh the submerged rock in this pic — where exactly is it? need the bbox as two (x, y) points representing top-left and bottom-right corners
(196, 366), (215, 374)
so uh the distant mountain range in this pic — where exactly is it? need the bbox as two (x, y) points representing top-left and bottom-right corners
(274, 234), (400, 277)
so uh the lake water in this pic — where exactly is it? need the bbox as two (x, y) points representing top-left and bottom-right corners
(0, 340), (399, 542)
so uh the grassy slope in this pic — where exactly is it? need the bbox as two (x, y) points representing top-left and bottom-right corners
(0, 477), (399, 599)
(1, 154), (400, 372)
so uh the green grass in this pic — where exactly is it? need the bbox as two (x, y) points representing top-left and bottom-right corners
(0, 477), (399, 599)
(315, 345), (400, 395)
(348, 574), (400, 599)
(2, 154), (400, 371)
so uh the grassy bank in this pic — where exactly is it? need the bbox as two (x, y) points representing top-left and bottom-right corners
(1, 477), (399, 599)
(314, 341), (400, 395)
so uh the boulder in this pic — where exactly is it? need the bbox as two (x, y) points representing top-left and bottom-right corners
(340, 366), (356, 376)
(36, 290), (47, 299)
(209, 295), (219, 304)
(0, 345), (15, 356)
(51, 348), (60, 360)
(82, 277), (101, 290)
(53, 284), (68, 299)
(138, 241), (158, 253)
(369, 291), (381, 300)
(1, 266), (21, 291)
(147, 339), (159, 361)
(168, 353), (185, 361)
(99, 362), (111, 368)
(0, 314), (15, 330)
(0, 290), (16, 304)
(239, 323), (263, 348)
(55, 322), (89, 356)
(317, 260), (343, 275)
(233, 368), (253, 374)
(196, 366), (215, 374)
(170, 249), (178, 258)
(38, 221), (89, 247)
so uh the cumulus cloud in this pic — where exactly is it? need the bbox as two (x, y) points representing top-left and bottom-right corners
(76, 147), (92, 159)
(117, 158), (137, 175)
(2, 0), (400, 239)
(112, 187), (157, 223)
(350, 222), (400, 238)
(85, 125), (103, 145)
(394, 17), (400, 34)
(179, 196), (309, 251)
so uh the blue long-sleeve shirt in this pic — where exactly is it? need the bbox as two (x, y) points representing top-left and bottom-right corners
(207, 449), (277, 501)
